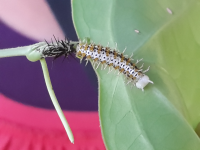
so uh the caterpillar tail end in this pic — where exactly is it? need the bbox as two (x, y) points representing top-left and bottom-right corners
(136, 75), (153, 90)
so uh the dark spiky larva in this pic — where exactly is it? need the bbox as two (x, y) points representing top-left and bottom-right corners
(42, 36), (77, 60)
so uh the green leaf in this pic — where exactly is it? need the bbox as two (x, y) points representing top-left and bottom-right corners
(72, 0), (200, 149)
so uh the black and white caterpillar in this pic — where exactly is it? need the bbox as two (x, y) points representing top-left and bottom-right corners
(40, 38), (153, 91)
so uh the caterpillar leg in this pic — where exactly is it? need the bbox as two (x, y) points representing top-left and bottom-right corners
(113, 69), (117, 75)
(104, 64), (108, 70)
(130, 81), (136, 89)
(130, 53), (133, 58)
(126, 80), (132, 85)
(123, 76), (128, 83)
(143, 66), (150, 73)
(107, 67), (111, 74)
(114, 42), (118, 52)
(96, 62), (101, 69)
(80, 58), (83, 64)
(93, 60), (97, 68)
(130, 84), (134, 89)
(92, 60), (95, 66)
(117, 71), (121, 76)
(139, 63), (144, 69)
(85, 59), (89, 66)
(115, 42), (117, 49)
(136, 58), (143, 64)
(107, 67), (113, 74)
(107, 42), (109, 47)
(101, 63), (104, 70)
(108, 68), (112, 74)
(148, 80), (154, 84)
(122, 47), (127, 53)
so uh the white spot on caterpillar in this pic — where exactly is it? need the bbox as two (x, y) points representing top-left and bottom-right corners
(166, 8), (172, 14)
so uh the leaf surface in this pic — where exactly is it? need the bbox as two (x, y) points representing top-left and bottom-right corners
(72, 0), (200, 149)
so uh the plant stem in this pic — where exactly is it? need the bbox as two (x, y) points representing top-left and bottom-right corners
(40, 58), (74, 144)
(0, 42), (47, 62)
(0, 46), (29, 58)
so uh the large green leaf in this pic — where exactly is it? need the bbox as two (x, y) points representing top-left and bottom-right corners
(72, 0), (200, 149)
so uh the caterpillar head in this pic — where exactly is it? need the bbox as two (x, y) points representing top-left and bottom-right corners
(136, 75), (153, 91)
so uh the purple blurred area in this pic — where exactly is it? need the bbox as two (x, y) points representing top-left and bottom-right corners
(0, 20), (98, 111)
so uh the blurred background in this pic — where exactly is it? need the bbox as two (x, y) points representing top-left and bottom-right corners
(0, 0), (105, 149)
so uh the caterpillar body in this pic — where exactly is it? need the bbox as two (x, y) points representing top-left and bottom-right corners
(42, 38), (77, 59)
(41, 38), (153, 91)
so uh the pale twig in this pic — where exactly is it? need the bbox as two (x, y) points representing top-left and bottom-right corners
(40, 58), (74, 144)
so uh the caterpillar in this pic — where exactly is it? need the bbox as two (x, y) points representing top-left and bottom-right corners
(41, 38), (153, 91)
(42, 37), (77, 59)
